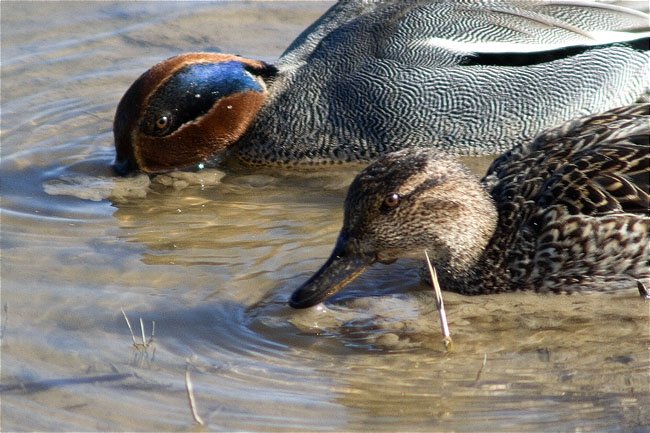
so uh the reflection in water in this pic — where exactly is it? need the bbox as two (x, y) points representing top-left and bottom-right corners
(1, 1), (648, 431)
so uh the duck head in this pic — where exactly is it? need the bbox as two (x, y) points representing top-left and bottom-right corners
(113, 53), (277, 174)
(289, 148), (499, 308)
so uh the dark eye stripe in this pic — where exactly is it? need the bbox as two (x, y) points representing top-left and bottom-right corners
(141, 61), (264, 137)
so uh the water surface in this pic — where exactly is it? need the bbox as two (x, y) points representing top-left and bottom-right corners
(1, 2), (648, 431)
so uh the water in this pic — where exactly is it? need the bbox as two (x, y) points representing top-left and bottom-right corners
(1, 2), (648, 431)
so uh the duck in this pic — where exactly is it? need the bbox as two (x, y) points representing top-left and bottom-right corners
(289, 103), (650, 308)
(113, 1), (650, 174)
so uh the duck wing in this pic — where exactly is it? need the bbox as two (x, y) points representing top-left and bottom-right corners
(258, 1), (649, 161)
(281, 0), (649, 68)
(478, 104), (649, 292)
(484, 103), (649, 217)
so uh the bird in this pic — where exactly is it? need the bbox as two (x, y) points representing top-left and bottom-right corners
(289, 103), (650, 308)
(113, 1), (649, 174)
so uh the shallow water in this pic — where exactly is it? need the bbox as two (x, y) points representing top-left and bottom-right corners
(1, 2), (649, 431)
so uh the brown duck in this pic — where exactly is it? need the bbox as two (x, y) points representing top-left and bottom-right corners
(290, 104), (650, 308)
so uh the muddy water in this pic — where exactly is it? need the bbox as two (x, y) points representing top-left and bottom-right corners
(1, 2), (648, 431)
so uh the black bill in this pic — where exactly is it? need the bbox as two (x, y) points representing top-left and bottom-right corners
(289, 235), (374, 309)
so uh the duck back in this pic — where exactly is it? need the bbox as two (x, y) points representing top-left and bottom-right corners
(465, 104), (650, 294)
(234, 1), (649, 166)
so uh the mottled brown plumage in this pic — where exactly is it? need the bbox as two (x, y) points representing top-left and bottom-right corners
(290, 104), (649, 308)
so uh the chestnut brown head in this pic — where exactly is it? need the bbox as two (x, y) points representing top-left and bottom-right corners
(113, 53), (277, 174)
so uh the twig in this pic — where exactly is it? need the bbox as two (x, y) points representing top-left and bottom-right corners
(150, 321), (156, 344)
(139, 317), (147, 346)
(1, 303), (8, 343)
(474, 353), (487, 383)
(185, 360), (205, 426)
(122, 309), (155, 349)
(121, 308), (138, 346)
(424, 250), (452, 349)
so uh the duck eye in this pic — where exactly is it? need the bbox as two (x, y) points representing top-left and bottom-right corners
(383, 193), (401, 209)
(155, 115), (170, 130)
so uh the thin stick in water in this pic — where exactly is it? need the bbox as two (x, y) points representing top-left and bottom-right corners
(424, 250), (452, 349)
(150, 321), (156, 344)
(185, 360), (205, 426)
(121, 308), (138, 346)
(139, 317), (147, 346)
(474, 353), (488, 383)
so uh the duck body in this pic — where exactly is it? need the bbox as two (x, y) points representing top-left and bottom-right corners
(289, 104), (650, 308)
(114, 1), (650, 173)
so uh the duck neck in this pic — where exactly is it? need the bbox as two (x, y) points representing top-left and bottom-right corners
(433, 193), (500, 294)
(434, 249), (503, 295)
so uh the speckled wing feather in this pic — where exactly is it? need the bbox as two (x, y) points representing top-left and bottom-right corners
(485, 103), (649, 217)
(479, 104), (649, 292)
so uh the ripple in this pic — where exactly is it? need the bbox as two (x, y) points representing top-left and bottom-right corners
(2, 1), (648, 431)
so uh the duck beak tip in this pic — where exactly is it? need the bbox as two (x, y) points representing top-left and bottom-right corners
(288, 245), (373, 309)
(113, 156), (138, 176)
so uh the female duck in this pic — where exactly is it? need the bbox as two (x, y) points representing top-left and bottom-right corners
(114, 1), (649, 174)
(289, 104), (649, 308)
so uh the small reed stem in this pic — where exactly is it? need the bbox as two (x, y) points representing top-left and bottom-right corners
(425, 250), (452, 349)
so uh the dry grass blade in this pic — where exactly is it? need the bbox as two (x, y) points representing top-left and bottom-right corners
(121, 308), (138, 346)
(1, 303), (8, 342)
(424, 250), (452, 349)
(140, 317), (148, 346)
(185, 360), (205, 426)
(122, 309), (155, 350)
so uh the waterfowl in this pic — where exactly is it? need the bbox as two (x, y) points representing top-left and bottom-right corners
(114, 1), (650, 174)
(289, 104), (650, 308)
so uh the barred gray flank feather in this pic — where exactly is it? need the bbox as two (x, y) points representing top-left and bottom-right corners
(236, 1), (649, 167)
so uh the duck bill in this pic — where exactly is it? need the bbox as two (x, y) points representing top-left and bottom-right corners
(289, 237), (374, 309)
(113, 156), (137, 176)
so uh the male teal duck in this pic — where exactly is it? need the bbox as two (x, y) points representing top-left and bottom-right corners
(113, 1), (650, 174)
(289, 104), (650, 308)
